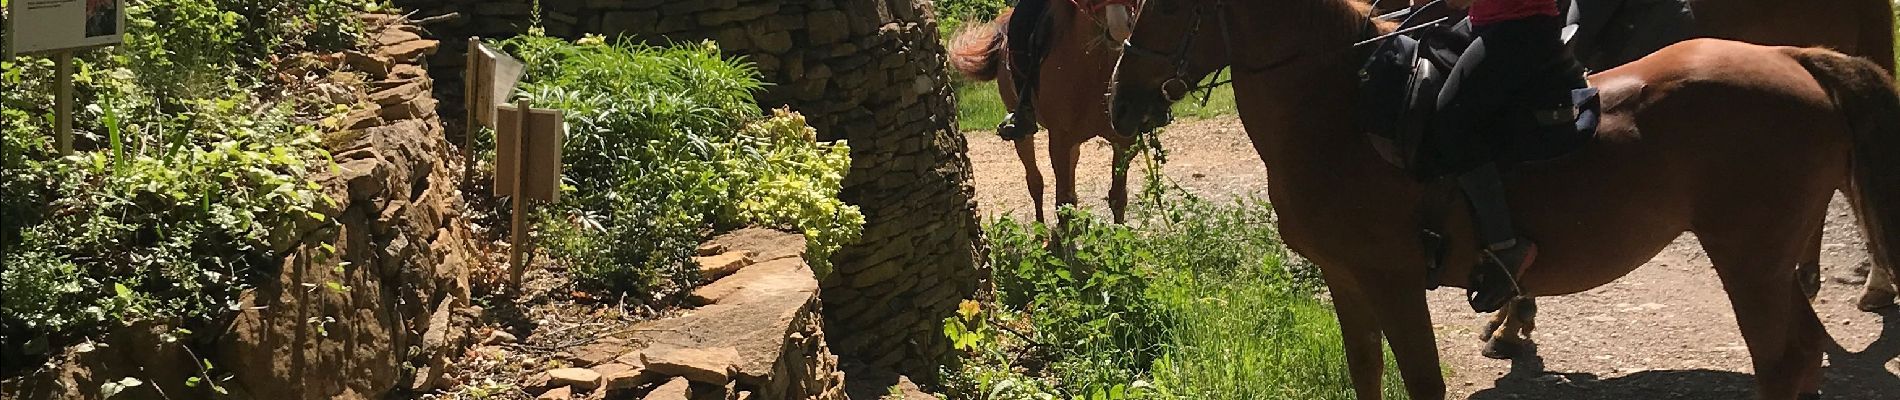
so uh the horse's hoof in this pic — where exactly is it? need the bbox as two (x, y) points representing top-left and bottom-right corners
(1479, 320), (1502, 342)
(1481, 337), (1524, 360)
(1798, 392), (1821, 400)
(1857, 290), (1897, 312)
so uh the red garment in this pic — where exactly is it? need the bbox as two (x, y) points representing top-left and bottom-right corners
(1469, 0), (1559, 27)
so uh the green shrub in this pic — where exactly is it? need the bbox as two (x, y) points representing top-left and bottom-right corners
(502, 35), (861, 303)
(936, 0), (1012, 38)
(1, 0), (365, 358)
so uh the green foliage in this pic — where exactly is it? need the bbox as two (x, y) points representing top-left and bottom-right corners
(943, 186), (1394, 399)
(120, 0), (368, 104)
(936, 0), (1013, 38)
(1, 0), (365, 357)
(503, 35), (862, 303)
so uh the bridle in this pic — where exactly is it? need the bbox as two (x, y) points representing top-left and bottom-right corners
(1119, 0), (1446, 103)
(1118, 0), (1237, 103)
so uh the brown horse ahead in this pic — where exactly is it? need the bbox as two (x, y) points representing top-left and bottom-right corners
(1109, 0), (1900, 399)
(1467, 0), (1900, 361)
(951, 2), (1139, 223)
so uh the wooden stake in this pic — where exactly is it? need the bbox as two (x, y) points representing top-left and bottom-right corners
(54, 51), (74, 156)
(464, 37), (479, 180)
(508, 98), (532, 289)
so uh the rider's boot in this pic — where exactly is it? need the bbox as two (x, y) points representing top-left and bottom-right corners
(999, 85), (1040, 141)
(1459, 163), (1537, 313)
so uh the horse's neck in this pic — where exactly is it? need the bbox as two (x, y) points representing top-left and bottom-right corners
(1236, 59), (1416, 214)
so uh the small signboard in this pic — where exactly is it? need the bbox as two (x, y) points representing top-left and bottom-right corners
(493, 104), (565, 202)
(6, 0), (125, 57)
(470, 42), (525, 129)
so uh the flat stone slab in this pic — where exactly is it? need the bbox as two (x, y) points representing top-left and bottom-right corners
(547, 368), (601, 391)
(634, 230), (819, 389)
(641, 346), (740, 384)
(689, 257), (810, 305)
(644, 377), (692, 400)
(696, 251), (754, 283)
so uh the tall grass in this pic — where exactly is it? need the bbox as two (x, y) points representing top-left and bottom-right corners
(957, 80), (1009, 132)
(1151, 274), (1408, 400)
(953, 74), (1238, 133)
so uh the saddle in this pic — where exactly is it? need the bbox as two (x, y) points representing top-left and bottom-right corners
(1355, 16), (1601, 180)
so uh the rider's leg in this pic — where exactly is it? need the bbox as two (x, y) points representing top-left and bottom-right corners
(1432, 15), (1570, 313)
(1000, 0), (1052, 141)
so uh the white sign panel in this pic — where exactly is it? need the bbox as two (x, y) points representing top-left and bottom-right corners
(471, 42), (525, 128)
(6, 0), (125, 57)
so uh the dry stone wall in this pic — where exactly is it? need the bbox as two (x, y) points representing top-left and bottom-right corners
(392, 0), (985, 381)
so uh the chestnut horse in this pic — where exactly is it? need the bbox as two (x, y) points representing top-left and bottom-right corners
(1109, 0), (1900, 399)
(1465, 0), (1900, 361)
(951, 1), (1139, 223)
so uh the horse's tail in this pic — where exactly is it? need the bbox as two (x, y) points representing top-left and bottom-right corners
(1789, 47), (1900, 292)
(950, 9), (1011, 81)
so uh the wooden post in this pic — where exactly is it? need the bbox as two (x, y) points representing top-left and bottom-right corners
(53, 51), (74, 156)
(463, 37), (479, 179)
(508, 98), (532, 288)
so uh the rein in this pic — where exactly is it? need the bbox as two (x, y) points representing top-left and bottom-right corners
(1068, 0), (1141, 41)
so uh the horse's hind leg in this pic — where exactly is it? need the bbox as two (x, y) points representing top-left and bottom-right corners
(1050, 134), (1083, 218)
(1701, 228), (1828, 399)
(1107, 142), (1134, 224)
(1480, 298), (1537, 360)
(1798, 224), (1824, 301)
(1858, 262), (1897, 311)
(1015, 134), (1048, 223)
(1845, 185), (1897, 311)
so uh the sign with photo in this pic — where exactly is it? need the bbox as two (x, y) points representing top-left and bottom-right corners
(5, 0), (125, 57)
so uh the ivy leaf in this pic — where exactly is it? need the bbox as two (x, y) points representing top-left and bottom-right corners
(113, 283), (133, 300)
(100, 377), (142, 398)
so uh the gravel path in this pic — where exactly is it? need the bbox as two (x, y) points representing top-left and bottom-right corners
(962, 116), (1900, 398)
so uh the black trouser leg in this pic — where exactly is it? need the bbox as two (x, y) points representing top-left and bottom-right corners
(1433, 16), (1572, 174)
(1457, 163), (1517, 250)
(1000, 0), (1051, 140)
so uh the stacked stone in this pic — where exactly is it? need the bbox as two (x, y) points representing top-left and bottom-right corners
(212, 15), (483, 399)
(389, 0), (984, 382)
(519, 229), (847, 400)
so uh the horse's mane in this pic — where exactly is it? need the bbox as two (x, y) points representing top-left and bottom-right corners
(1281, 0), (1400, 42)
(1325, 0), (1400, 39)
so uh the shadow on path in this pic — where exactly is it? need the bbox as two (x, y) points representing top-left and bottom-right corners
(1469, 309), (1900, 399)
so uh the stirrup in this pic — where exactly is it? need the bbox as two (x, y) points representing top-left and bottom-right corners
(1468, 240), (1536, 313)
(998, 111), (1039, 141)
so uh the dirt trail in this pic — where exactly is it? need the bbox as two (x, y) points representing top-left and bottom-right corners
(963, 116), (1900, 398)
